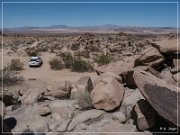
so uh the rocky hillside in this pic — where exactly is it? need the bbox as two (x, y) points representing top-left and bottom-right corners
(1, 32), (179, 134)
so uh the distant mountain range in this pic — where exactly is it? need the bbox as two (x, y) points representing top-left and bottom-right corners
(3, 24), (178, 34)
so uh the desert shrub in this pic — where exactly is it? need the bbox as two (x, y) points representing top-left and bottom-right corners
(60, 52), (73, 68)
(78, 91), (92, 110)
(71, 58), (94, 72)
(80, 50), (90, 58)
(85, 45), (100, 52)
(8, 58), (24, 71)
(26, 50), (38, 56)
(71, 43), (80, 50)
(37, 46), (48, 52)
(95, 54), (111, 66)
(49, 57), (63, 70)
(0, 67), (24, 86)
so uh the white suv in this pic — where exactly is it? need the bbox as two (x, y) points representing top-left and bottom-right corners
(28, 56), (43, 67)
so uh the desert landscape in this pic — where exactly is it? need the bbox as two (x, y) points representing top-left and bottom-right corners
(0, 26), (179, 135)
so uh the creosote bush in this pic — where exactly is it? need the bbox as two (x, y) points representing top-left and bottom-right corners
(0, 67), (24, 86)
(60, 52), (73, 68)
(95, 54), (111, 66)
(49, 57), (63, 70)
(26, 50), (38, 56)
(71, 58), (94, 72)
(8, 58), (24, 71)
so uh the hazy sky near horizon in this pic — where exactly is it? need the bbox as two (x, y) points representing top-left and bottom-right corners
(1, 0), (178, 28)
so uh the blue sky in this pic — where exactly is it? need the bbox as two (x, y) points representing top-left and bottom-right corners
(0, 0), (179, 28)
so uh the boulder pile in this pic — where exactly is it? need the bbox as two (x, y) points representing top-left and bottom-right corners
(1, 39), (179, 134)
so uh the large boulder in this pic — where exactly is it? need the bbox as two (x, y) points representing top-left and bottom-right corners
(45, 80), (71, 99)
(120, 88), (145, 120)
(71, 76), (93, 109)
(76, 76), (93, 93)
(171, 59), (180, 74)
(122, 66), (148, 88)
(153, 38), (179, 54)
(134, 47), (164, 68)
(160, 67), (176, 85)
(5, 104), (49, 133)
(67, 109), (104, 131)
(132, 99), (157, 131)
(19, 88), (41, 105)
(91, 78), (125, 111)
(172, 72), (180, 83)
(96, 56), (136, 76)
(133, 69), (180, 126)
(94, 72), (123, 86)
(5, 100), (77, 133)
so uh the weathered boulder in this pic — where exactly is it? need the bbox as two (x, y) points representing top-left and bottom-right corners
(160, 67), (176, 85)
(76, 76), (93, 93)
(5, 104), (49, 133)
(46, 112), (71, 132)
(134, 47), (164, 68)
(19, 88), (41, 105)
(71, 76), (93, 109)
(38, 104), (52, 116)
(172, 72), (180, 83)
(120, 88), (145, 120)
(5, 100), (77, 133)
(171, 59), (180, 74)
(122, 66), (148, 88)
(67, 109), (104, 131)
(132, 99), (157, 131)
(133, 69), (180, 126)
(146, 66), (161, 78)
(94, 72), (123, 86)
(153, 38), (179, 54)
(91, 78), (125, 111)
(96, 56), (136, 76)
(70, 76), (93, 99)
(111, 111), (126, 123)
(45, 80), (71, 99)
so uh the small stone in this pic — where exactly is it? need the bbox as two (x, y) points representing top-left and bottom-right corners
(112, 112), (126, 123)
(79, 123), (87, 130)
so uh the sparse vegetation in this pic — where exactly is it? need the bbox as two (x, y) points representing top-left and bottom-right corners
(26, 49), (39, 56)
(49, 57), (64, 70)
(60, 52), (73, 68)
(0, 67), (23, 86)
(79, 50), (90, 58)
(71, 43), (80, 50)
(8, 58), (24, 71)
(71, 58), (94, 72)
(95, 54), (112, 66)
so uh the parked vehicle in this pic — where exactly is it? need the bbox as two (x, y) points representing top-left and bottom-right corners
(28, 56), (43, 67)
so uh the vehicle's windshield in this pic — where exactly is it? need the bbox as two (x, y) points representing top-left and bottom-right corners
(30, 58), (38, 61)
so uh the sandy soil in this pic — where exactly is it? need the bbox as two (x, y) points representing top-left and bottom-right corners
(1, 51), (97, 86)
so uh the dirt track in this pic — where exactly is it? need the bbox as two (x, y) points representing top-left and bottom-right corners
(1, 51), (97, 85)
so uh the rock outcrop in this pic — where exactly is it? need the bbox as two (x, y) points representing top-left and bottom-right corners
(132, 99), (157, 131)
(134, 47), (164, 68)
(133, 69), (180, 126)
(91, 78), (125, 111)
(96, 57), (136, 76)
(44, 80), (71, 99)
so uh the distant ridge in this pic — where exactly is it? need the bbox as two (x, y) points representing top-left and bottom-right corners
(3, 24), (178, 34)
